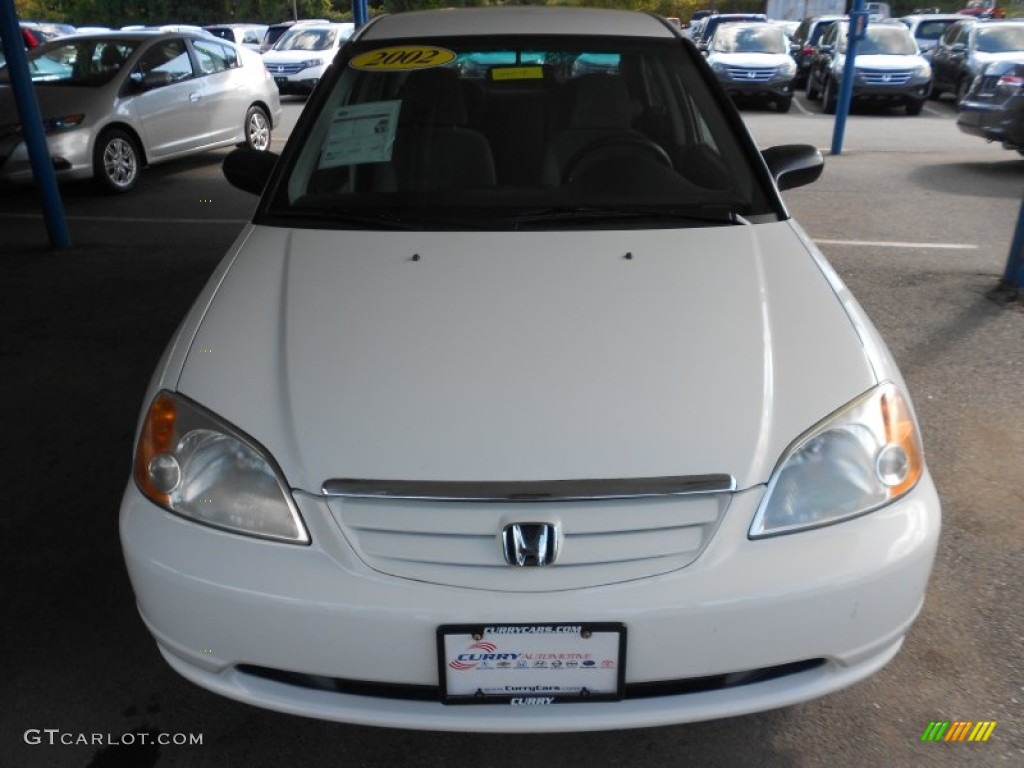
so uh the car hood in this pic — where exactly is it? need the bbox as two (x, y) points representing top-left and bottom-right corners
(709, 52), (792, 67)
(850, 53), (926, 69)
(974, 50), (1024, 66)
(262, 48), (334, 63)
(176, 223), (876, 493)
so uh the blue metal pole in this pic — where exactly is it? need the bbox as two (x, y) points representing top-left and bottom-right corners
(0, 0), (71, 248)
(1002, 195), (1024, 290)
(831, 1), (868, 156)
(353, 0), (368, 28)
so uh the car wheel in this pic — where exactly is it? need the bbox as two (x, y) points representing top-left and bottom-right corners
(243, 106), (271, 151)
(92, 128), (140, 194)
(823, 78), (837, 115)
(905, 99), (924, 116)
(806, 74), (820, 101)
(956, 77), (971, 105)
(776, 95), (793, 113)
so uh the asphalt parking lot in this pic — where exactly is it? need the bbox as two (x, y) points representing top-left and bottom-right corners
(1, 92), (1022, 767)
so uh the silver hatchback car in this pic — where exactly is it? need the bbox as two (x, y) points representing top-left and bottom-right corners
(0, 31), (281, 192)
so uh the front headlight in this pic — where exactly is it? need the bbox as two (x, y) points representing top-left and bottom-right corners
(779, 59), (797, 77)
(42, 114), (85, 134)
(915, 63), (933, 79)
(750, 382), (924, 538)
(299, 58), (325, 70)
(133, 391), (309, 544)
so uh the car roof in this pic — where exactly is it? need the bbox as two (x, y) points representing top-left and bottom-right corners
(33, 30), (220, 45)
(358, 8), (677, 41)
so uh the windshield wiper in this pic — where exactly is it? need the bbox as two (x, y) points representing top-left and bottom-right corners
(497, 205), (750, 227)
(285, 201), (510, 230)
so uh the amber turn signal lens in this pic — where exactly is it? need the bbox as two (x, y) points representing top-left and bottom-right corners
(133, 393), (177, 505)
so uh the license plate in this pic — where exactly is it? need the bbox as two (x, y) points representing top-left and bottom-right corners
(274, 77), (287, 85)
(438, 623), (625, 705)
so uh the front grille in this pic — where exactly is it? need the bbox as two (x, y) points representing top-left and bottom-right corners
(859, 68), (913, 86)
(267, 63), (308, 76)
(725, 66), (778, 83)
(237, 659), (826, 702)
(325, 492), (730, 591)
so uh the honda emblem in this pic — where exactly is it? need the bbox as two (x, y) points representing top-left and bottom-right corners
(502, 523), (560, 567)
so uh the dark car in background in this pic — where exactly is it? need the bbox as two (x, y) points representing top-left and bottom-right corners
(706, 22), (797, 112)
(806, 20), (932, 115)
(957, 58), (1024, 152)
(790, 14), (845, 87)
(931, 18), (1024, 102)
(693, 13), (769, 52)
(900, 13), (969, 60)
(205, 23), (268, 52)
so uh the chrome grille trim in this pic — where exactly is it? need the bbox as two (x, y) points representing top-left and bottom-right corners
(859, 68), (913, 85)
(725, 66), (777, 82)
(322, 474), (736, 501)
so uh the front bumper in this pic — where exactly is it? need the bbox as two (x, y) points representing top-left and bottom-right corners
(851, 80), (930, 104)
(719, 78), (794, 102)
(0, 129), (94, 185)
(120, 475), (941, 732)
(269, 64), (326, 94)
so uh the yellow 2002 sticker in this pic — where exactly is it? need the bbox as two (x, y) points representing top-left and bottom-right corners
(350, 46), (456, 72)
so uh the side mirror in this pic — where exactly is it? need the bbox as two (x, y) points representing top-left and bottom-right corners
(223, 147), (279, 196)
(143, 71), (173, 88)
(762, 144), (824, 191)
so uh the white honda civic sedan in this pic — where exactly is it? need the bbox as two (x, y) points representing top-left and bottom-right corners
(120, 7), (941, 732)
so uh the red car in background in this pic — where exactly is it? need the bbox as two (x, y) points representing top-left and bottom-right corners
(960, 0), (1006, 19)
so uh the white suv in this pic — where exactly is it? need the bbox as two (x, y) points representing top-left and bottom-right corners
(262, 21), (353, 94)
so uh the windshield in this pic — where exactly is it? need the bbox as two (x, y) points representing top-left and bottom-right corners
(713, 26), (788, 54)
(273, 27), (338, 52)
(976, 25), (1024, 53)
(842, 26), (917, 54)
(267, 35), (773, 230)
(23, 39), (138, 85)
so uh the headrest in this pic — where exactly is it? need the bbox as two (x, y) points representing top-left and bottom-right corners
(399, 68), (467, 126)
(567, 74), (633, 130)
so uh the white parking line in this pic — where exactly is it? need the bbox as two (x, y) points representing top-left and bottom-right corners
(791, 97), (812, 116)
(922, 104), (946, 117)
(814, 238), (978, 250)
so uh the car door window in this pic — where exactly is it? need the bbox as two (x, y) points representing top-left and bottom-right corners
(132, 39), (194, 88)
(192, 39), (239, 75)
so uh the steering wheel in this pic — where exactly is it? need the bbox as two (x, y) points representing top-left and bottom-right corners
(562, 135), (673, 184)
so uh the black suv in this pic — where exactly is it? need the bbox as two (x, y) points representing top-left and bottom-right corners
(806, 20), (932, 115)
(790, 15), (846, 87)
(693, 13), (769, 51)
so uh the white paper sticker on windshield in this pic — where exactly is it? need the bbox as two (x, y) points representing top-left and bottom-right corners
(319, 100), (401, 169)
